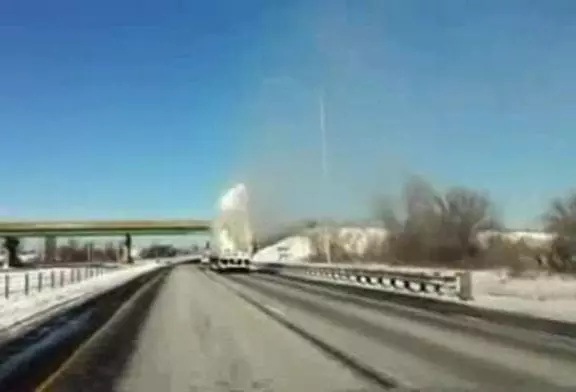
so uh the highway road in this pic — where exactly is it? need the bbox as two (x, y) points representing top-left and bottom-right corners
(225, 273), (576, 391)
(35, 266), (576, 391)
(39, 266), (380, 392)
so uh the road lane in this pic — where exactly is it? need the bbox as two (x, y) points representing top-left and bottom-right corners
(225, 273), (576, 391)
(115, 266), (379, 392)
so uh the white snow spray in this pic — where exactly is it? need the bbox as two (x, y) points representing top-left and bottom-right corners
(214, 183), (254, 254)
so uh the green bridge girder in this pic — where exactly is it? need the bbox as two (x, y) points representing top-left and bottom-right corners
(0, 219), (212, 237)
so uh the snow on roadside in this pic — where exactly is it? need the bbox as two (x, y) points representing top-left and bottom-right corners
(254, 236), (576, 323)
(472, 270), (576, 300)
(0, 256), (191, 303)
(0, 263), (164, 344)
(0, 267), (117, 301)
(473, 295), (576, 323)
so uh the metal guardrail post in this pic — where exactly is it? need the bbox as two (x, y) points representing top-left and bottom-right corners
(60, 270), (65, 287)
(4, 274), (9, 299)
(286, 264), (472, 300)
(458, 271), (473, 301)
(24, 273), (29, 296)
(51, 270), (56, 288)
(38, 272), (43, 292)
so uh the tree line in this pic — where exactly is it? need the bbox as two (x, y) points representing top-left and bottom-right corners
(302, 176), (576, 273)
(3, 239), (189, 267)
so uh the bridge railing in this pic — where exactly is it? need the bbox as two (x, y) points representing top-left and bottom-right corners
(253, 262), (474, 301)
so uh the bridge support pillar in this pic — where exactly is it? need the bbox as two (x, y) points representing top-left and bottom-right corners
(87, 242), (94, 263)
(44, 235), (57, 263)
(124, 233), (133, 264)
(3, 236), (22, 268)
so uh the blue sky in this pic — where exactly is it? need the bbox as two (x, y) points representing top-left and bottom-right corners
(0, 0), (574, 229)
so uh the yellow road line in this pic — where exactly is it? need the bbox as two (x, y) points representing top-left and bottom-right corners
(35, 270), (167, 392)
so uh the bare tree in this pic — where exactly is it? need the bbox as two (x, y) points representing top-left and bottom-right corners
(106, 241), (120, 261)
(542, 192), (576, 272)
(4, 237), (23, 267)
(57, 238), (90, 262)
(544, 193), (576, 236)
(378, 177), (501, 265)
(306, 226), (353, 263)
(141, 244), (177, 258)
(436, 187), (501, 260)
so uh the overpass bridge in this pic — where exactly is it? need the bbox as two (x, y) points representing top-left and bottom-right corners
(0, 219), (212, 237)
(0, 219), (213, 266)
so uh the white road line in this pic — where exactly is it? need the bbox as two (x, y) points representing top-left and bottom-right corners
(264, 304), (286, 317)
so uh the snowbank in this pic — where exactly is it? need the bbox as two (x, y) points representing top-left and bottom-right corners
(473, 270), (576, 300)
(253, 228), (388, 263)
(328, 227), (388, 255)
(0, 267), (116, 301)
(0, 263), (165, 343)
(253, 236), (313, 262)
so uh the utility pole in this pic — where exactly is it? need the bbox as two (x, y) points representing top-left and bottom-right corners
(319, 90), (332, 264)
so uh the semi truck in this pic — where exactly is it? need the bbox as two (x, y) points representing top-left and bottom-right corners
(209, 249), (251, 273)
(200, 244), (251, 274)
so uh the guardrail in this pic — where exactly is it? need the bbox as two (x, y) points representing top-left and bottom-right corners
(255, 262), (474, 301)
(0, 267), (109, 301)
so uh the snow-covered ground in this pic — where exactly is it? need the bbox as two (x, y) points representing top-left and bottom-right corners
(477, 230), (555, 248)
(0, 267), (119, 301)
(253, 235), (314, 262)
(250, 227), (388, 262)
(466, 270), (576, 321)
(0, 258), (191, 343)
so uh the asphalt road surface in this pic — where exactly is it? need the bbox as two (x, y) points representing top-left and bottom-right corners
(42, 266), (381, 392)
(38, 266), (576, 392)
(224, 273), (576, 391)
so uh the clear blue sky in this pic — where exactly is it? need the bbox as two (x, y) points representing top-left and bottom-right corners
(0, 0), (574, 229)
